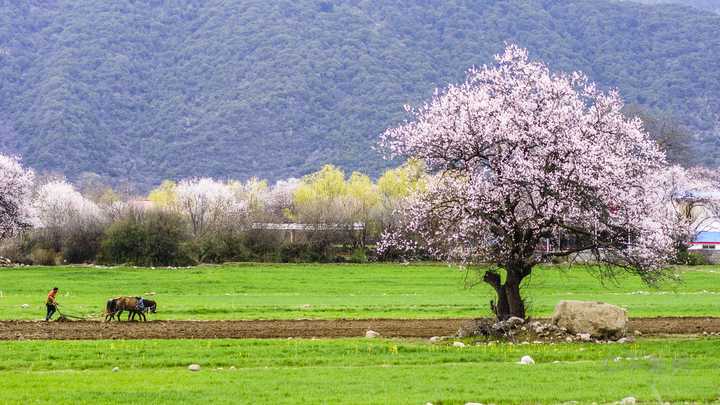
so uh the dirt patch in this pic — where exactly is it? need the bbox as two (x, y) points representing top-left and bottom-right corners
(0, 317), (718, 340)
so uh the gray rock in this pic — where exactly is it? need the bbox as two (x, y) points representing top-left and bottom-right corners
(519, 355), (535, 365)
(453, 341), (466, 348)
(619, 397), (636, 405)
(551, 301), (627, 339)
(111, 367), (120, 372)
(506, 316), (525, 327)
(188, 364), (201, 372)
(365, 330), (380, 338)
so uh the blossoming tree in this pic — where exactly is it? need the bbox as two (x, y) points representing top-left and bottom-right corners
(379, 45), (690, 320)
(0, 154), (35, 240)
(175, 178), (240, 236)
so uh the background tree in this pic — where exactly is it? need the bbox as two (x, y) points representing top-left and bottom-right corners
(175, 178), (239, 237)
(345, 172), (380, 247)
(0, 155), (35, 240)
(377, 159), (427, 230)
(148, 180), (178, 208)
(32, 180), (105, 262)
(379, 45), (690, 320)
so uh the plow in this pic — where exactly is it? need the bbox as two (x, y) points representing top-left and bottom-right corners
(54, 306), (101, 322)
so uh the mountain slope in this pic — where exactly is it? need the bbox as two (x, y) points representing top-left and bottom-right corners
(1, 0), (719, 190)
(629, 0), (720, 13)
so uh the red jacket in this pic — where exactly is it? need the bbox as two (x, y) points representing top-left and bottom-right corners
(46, 290), (58, 305)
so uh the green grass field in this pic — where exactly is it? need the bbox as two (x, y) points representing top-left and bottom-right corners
(1, 263), (719, 320)
(1, 337), (718, 404)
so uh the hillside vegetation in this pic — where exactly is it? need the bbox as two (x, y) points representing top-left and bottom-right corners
(629, 0), (720, 13)
(1, 0), (719, 189)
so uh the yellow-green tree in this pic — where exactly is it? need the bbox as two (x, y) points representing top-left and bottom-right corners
(376, 159), (427, 230)
(148, 180), (178, 208)
(377, 159), (426, 199)
(346, 172), (381, 246)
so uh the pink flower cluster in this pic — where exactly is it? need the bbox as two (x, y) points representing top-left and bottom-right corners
(379, 45), (696, 279)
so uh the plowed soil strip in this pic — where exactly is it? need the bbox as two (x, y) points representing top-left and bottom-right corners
(1, 317), (719, 340)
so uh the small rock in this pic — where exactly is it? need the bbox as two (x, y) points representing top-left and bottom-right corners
(519, 355), (535, 365)
(429, 336), (441, 343)
(507, 316), (524, 327)
(617, 336), (635, 344)
(633, 330), (642, 336)
(20, 304), (29, 309)
(565, 336), (573, 342)
(188, 364), (201, 372)
(229, 366), (236, 370)
(302, 304), (312, 309)
(111, 367), (120, 372)
(453, 341), (466, 348)
(365, 330), (380, 338)
(465, 403), (484, 405)
(577, 333), (591, 341)
(619, 397), (636, 405)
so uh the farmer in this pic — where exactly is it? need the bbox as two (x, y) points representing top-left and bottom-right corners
(45, 287), (59, 321)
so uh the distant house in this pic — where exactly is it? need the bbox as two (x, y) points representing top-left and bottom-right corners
(251, 222), (365, 243)
(679, 190), (720, 263)
(688, 231), (720, 251)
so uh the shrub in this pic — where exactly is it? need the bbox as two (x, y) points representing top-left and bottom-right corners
(243, 230), (283, 262)
(61, 224), (105, 264)
(30, 248), (59, 266)
(686, 252), (710, 266)
(349, 247), (368, 263)
(187, 229), (251, 264)
(279, 241), (335, 263)
(100, 210), (193, 266)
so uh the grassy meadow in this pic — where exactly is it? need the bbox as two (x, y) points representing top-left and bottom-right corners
(0, 263), (719, 320)
(0, 337), (718, 404)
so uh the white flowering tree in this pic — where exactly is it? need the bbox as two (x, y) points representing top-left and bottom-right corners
(34, 181), (103, 228)
(379, 45), (690, 320)
(176, 178), (240, 236)
(0, 155), (35, 239)
(267, 178), (300, 218)
(32, 180), (105, 256)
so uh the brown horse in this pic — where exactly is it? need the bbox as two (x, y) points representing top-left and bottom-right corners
(105, 296), (157, 322)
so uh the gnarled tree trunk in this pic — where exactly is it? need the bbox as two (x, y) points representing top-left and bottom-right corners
(483, 264), (531, 320)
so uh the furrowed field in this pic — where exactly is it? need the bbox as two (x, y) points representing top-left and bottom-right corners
(1, 263), (719, 320)
(0, 338), (719, 404)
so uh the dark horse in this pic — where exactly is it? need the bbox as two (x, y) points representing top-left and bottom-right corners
(105, 296), (157, 321)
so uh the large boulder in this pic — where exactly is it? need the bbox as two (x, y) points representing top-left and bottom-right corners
(551, 300), (627, 339)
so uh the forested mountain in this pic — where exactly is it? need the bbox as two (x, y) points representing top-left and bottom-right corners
(629, 0), (720, 13)
(1, 0), (719, 190)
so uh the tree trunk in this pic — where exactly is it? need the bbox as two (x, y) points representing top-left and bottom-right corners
(483, 265), (530, 320)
